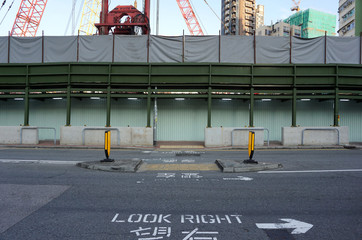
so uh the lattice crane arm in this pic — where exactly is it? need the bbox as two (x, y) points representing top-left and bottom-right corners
(291, 0), (301, 12)
(176, 0), (204, 36)
(11, 0), (48, 37)
(79, 0), (101, 35)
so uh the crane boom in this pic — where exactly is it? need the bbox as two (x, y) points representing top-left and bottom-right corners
(176, 0), (204, 35)
(79, 0), (101, 35)
(11, 0), (48, 36)
(291, 0), (301, 12)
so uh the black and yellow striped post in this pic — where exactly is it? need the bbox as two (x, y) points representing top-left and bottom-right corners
(101, 130), (114, 162)
(243, 131), (258, 164)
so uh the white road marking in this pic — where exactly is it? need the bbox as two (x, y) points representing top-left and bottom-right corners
(181, 159), (195, 163)
(256, 218), (313, 234)
(223, 176), (253, 181)
(0, 159), (81, 165)
(259, 169), (362, 174)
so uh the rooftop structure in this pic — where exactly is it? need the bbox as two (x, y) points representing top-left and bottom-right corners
(256, 21), (301, 37)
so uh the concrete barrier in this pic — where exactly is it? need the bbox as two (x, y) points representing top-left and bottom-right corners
(205, 127), (266, 147)
(282, 126), (349, 146)
(0, 126), (38, 144)
(60, 126), (153, 146)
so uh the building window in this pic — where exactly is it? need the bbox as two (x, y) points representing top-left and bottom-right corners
(338, 0), (354, 13)
(294, 29), (301, 37)
(342, 8), (355, 22)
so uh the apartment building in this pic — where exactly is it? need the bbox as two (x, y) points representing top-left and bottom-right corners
(221, 0), (256, 35)
(255, 4), (264, 30)
(338, 0), (362, 36)
(256, 21), (301, 37)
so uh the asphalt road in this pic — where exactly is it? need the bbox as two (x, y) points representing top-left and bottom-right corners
(0, 148), (361, 240)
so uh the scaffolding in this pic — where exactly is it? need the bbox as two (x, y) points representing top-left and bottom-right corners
(284, 8), (336, 38)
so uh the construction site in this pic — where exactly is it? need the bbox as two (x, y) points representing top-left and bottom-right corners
(0, 0), (361, 147)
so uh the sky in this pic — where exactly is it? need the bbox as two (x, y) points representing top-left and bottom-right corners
(0, 0), (339, 37)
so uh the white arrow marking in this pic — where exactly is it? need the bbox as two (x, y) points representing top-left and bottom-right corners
(256, 218), (313, 234)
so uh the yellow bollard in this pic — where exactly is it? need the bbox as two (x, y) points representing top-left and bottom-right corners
(101, 130), (114, 162)
(244, 131), (258, 164)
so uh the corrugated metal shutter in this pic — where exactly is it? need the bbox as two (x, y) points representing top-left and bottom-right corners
(255, 100), (292, 141)
(29, 99), (66, 139)
(296, 100), (334, 127)
(211, 99), (249, 127)
(111, 99), (147, 127)
(72, 98), (107, 127)
(157, 99), (207, 141)
(0, 100), (23, 126)
(340, 101), (362, 142)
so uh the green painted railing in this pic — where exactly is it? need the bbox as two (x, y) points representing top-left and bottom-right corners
(1, 63), (361, 128)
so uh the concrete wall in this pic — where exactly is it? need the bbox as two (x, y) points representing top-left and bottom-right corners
(282, 126), (349, 145)
(205, 127), (266, 147)
(60, 126), (153, 146)
(0, 126), (38, 144)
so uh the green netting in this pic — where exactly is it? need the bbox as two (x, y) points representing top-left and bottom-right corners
(284, 9), (336, 38)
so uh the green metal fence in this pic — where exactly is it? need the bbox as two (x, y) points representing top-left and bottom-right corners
(0, 63), (361, 140)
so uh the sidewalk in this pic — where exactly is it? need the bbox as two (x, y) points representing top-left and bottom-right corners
(1, 140), (360, 150)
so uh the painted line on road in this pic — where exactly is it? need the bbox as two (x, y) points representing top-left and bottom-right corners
(145, 164), (219, 171)
(259, 169), (362, 174)
(0, 159), (82, 165)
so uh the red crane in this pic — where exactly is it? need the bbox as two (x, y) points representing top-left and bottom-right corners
(11, 0), (48, 37)
(176, 0), (204, 35)
(95, 0), (150, 35)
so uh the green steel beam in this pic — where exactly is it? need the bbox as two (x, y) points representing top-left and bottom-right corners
(66, 86), (71, 126)
(29, 94), (67, 98)
(249, 65), (254, 127)
(147, 87), (151, 127)
(249, 88), (254, 127)
(334, 66), (339, 126)
(292, 65), (297, 127)
(208, 87), (212, 128)
(24, 66), (29, 126)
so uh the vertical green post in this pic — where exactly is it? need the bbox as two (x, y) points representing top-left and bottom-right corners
(24, 87), (29, 126)
(249, 65), (254, 127)
(66, 85), (71, 126)
(334, 88), (339, 126)
(106, 64), (111, 127)
(292, 65), (297, 127)
(66, 64), (71, 126)
(106, 86), (111, 127)
(24, 65), (29, 126)
(334, 65), (339, 126)
(147, 64), (152, 128)
(292, 87), (297, 127)
(207, 64), (212, 128)
(249, 87), (254, 127)
(207, 87), (212, 128)
(147, 87), (151, 127)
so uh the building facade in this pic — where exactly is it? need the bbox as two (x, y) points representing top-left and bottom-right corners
(255, 4), (264, 30)
(221, 0), (255, 35)
(256, 21), (301, 37)
(338, 0), (362, 36)
(284, 9), (336, 38)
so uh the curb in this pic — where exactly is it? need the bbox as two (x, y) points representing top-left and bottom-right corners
(0, 145), (359, 150)
(216, 159), (283, 173)
(76, 159), (143, 173)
